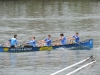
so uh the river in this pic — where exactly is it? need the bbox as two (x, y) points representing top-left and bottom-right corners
(0, 0), (100, 75)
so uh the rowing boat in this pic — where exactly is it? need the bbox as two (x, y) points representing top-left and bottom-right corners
(0, 39), (93, 52)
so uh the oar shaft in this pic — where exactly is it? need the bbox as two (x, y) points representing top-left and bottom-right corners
(50, 56), (92, 75)
(66, 60), (96, 75)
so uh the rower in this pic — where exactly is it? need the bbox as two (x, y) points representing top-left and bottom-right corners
(38, 35), (52, 46)
(25, 36), (36, 47)
(67, 32), (80, 44)
(9, 34), (18, 48)
(54, 33), (67, 45)
(73, 32), (80, 43)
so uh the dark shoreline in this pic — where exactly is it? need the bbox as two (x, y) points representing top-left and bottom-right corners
(0, 0), (100, 2)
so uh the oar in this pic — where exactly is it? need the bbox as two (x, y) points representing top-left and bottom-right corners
(0, 44), (4, 46)
(53, 39), (61, 42)
(66, 60), (96, 75)
(67, 38), (89, 48)
(37, 41), (46, 45)
(50, 55), (93, 75)
(74, 42), (91, 49)
(0, 42), (10, 47)
(17, 43), (26, 47)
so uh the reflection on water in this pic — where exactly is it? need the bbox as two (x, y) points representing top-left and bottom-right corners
(0, 50), (94, 75)
(10, 54), (16, 67)
(0, 0), (100, 75)
(0, 0), (100, 18)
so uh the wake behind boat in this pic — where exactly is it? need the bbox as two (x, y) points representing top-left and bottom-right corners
(0, 39), (93, 53)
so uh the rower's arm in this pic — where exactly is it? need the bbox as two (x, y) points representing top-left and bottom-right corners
(67, 36), (75, 40)
(37, 40), (46, 43)
(53, 38), (61, 42)
(15, 40), (18, 45)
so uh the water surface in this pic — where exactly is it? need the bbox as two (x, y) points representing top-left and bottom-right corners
(0, 0), (100, 75)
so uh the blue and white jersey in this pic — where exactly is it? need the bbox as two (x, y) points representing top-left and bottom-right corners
(44, 38), (52, 46)
(73, 35), (80, 43)
(27, 40), (36, 47)
(9, 38), (18, 46)
(60, 37), (66, 45)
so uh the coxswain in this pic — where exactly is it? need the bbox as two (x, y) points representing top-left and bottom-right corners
(9, 34), (18, 48)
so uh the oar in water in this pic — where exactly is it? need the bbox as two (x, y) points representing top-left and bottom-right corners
(72, 39), (93, 49)
(68, 38), (86, 48)
(74, 42), (91, 49)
